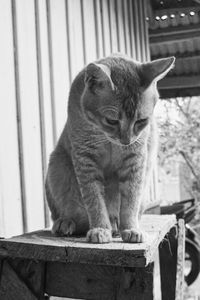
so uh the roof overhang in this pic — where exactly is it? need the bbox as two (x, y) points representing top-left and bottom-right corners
(148, 0), (200, 98)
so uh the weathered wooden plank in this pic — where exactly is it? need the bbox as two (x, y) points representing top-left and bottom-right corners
(8, 258), (46, 299)
(175, 219), (185, 300)
(159, 226), (178, 300)
(0, 215), (176, 267)
(45, 262), (154, 299)
(0, 260), (37, 300)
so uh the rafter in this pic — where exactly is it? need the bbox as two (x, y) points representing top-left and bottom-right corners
(149, 24), (200, 44)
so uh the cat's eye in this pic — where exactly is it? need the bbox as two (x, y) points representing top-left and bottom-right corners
(134, 118), (149, 133)
(136, 118), (148, 125)
(104, 117), (119, 126)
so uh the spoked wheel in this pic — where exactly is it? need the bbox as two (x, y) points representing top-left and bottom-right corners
(184, 238), (200, 286)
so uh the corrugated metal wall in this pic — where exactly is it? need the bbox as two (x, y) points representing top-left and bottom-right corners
(0, 0), (150, 237)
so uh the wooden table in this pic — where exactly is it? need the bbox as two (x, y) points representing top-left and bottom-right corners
(0, 215), (184, 300)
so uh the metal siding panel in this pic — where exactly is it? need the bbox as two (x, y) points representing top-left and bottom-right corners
(101, 0), (112, 56)
(108, 0), (119, 53)
(128, 0), (136, 59)
(116, 0), (126, 54)
(48, 0), (71, 138)
(93, 0), (104, 58)
(14, 0), (45, 231)
(67, 0), (85, 79)
(82, 0), (97, 63)
(143, 0), (150, 61)
(35, 0), (55, 227)
(123, 0), (131, 56)
(132, 0), (142, 61)
(138, 0), (146, 62)
(0, 0), (23, 237)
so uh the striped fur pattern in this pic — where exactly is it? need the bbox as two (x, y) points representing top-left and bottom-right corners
(46, 54), (175, 243)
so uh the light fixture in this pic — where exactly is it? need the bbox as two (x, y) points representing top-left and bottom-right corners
(161, 15), (168, 20)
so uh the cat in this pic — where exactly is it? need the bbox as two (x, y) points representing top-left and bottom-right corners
(45, 54), (175, 243)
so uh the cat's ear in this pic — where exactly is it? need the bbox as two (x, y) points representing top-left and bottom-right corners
(85, 63), (114, 93)
(141, 57), (175, 86)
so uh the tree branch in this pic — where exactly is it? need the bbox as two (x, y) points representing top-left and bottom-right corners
(179, 150), (200, 183)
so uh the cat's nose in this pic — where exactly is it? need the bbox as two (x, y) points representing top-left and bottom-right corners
(120, 136), (131, 145)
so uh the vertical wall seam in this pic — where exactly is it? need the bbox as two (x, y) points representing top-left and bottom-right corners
(46, 0), (57, 145)
(100, 0), (106, 57)
(93, 0), (100, 58)
(34, 0), (50, 228)
(11, 0), (28, 233)
(132, 0), (140, 61)
(115, 0), (120, 52)
(143, 0), (150, 61)
(107, 0), (113, 53)
(65, 0), (72, 84)
(80, 0), (86, 65)
(122, 1), (127, 54)
(138, 0), (145, 62)
(127, 0), (133, 57)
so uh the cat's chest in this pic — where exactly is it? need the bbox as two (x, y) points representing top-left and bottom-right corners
(99, 142), (125, 171)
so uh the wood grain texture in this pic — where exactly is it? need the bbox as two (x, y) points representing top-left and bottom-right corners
(0, 260), (37, 300)
(8, 258), (46, 299)
(45, 262), (154, 299)
(175, 219), (185, 300)
(159, 226), (178, 300)
(0, 215), (176, 267)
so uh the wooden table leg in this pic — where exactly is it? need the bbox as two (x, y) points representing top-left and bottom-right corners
(159, 221), (185, 300)
(0, 258), (46, 300)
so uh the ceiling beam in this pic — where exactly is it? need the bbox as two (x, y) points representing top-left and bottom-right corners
(159, 87), (200, 98)
(149, 24), (200, 44)
(158, 75), (200, 89)
(152, 6), (200, 16)
(151, 52), (200, 61)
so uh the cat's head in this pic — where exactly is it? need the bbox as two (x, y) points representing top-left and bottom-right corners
(81, 55), (175, 146)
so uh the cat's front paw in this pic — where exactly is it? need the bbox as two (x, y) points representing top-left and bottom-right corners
(86, 228), (112, 243)
(52, 218), (76, 236)
(121, 228), (148, 243)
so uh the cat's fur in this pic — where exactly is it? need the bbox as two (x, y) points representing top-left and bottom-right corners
(46, 54), (175, 243)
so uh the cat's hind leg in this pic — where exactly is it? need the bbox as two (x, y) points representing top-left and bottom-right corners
(46, 147), (89, 236)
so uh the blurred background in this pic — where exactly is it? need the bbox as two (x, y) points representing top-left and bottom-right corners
(0, 0), (200, 298)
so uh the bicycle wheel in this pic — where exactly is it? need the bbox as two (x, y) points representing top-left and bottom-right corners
(185, 238), (200, 286)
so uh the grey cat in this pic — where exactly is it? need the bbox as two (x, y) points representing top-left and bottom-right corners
(45, 54), (175, 243)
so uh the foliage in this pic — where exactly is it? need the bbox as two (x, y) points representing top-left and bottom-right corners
(156, 97), (200, 201)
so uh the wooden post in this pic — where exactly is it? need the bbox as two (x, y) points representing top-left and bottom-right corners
(0, 259), (46, 300)
(159, 226), (178, 300)
(159, 220), (185, 300)
(175, 219), (185, 300)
